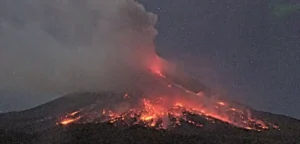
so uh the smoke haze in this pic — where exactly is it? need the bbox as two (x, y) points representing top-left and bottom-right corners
(0, 0), (159, 94)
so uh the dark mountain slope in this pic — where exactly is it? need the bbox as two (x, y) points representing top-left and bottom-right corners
(0, 71), (299, 143)
(0, 92), (299, 144)
(32, 123), (299, 144)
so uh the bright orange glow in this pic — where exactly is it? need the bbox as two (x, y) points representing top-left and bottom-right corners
(70, 111), (79, 116)
(230, 108), (236, 111)
(142, 116), (153, 121)
(245, 127), (253, 130)
(60, 119), (75, 125)
(60, 116), (81, 125)
(58, 96), (278, 131)
(175, 103), (183, 107)
(217, 101), (226, 106)
(58, 57), (279, 131)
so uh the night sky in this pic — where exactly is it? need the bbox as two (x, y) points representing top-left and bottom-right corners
(140, 0), (300, 118)
(0, 0), (299, 119)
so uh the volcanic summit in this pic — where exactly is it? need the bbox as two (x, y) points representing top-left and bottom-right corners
(0, 0), (300, 143)
(56, 64), (279, 132)
(1, 64), (300, 143)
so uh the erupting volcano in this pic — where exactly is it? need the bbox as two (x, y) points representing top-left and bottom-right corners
(58, 56), (279, 132)
(2, 0), (300, 143)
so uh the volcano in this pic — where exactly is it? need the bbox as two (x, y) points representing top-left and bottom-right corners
(54, 67), (279, 132)
(0, 64), (300, 144)
(1, 0), (299, 143)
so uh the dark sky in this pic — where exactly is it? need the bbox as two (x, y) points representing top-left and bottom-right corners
(0, 0), (299, 119)
(140, 0), (300, 119)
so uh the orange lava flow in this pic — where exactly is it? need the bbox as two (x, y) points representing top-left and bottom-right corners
(60, 118), (76, 125)
(58, 96), (279, 131)
(58, 59), (279, 131)
(60, 116), (81, 125)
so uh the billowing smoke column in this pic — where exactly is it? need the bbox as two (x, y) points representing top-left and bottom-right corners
(0, 0), (163, 93)
(0, 0), (279, 131)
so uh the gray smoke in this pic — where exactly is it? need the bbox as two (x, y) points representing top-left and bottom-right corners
(0, 0), (159, 94)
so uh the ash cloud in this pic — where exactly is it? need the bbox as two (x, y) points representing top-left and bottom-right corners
(0, 0), (159, 94)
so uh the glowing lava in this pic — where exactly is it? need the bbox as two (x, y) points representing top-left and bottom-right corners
(59, 96), (279, 131)
(58, 59), (279, 131)
(60, 114), (81, 125)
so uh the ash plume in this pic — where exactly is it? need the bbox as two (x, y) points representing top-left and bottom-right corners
(0, 0), (162, 94)
(0, 1), (280, 132)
